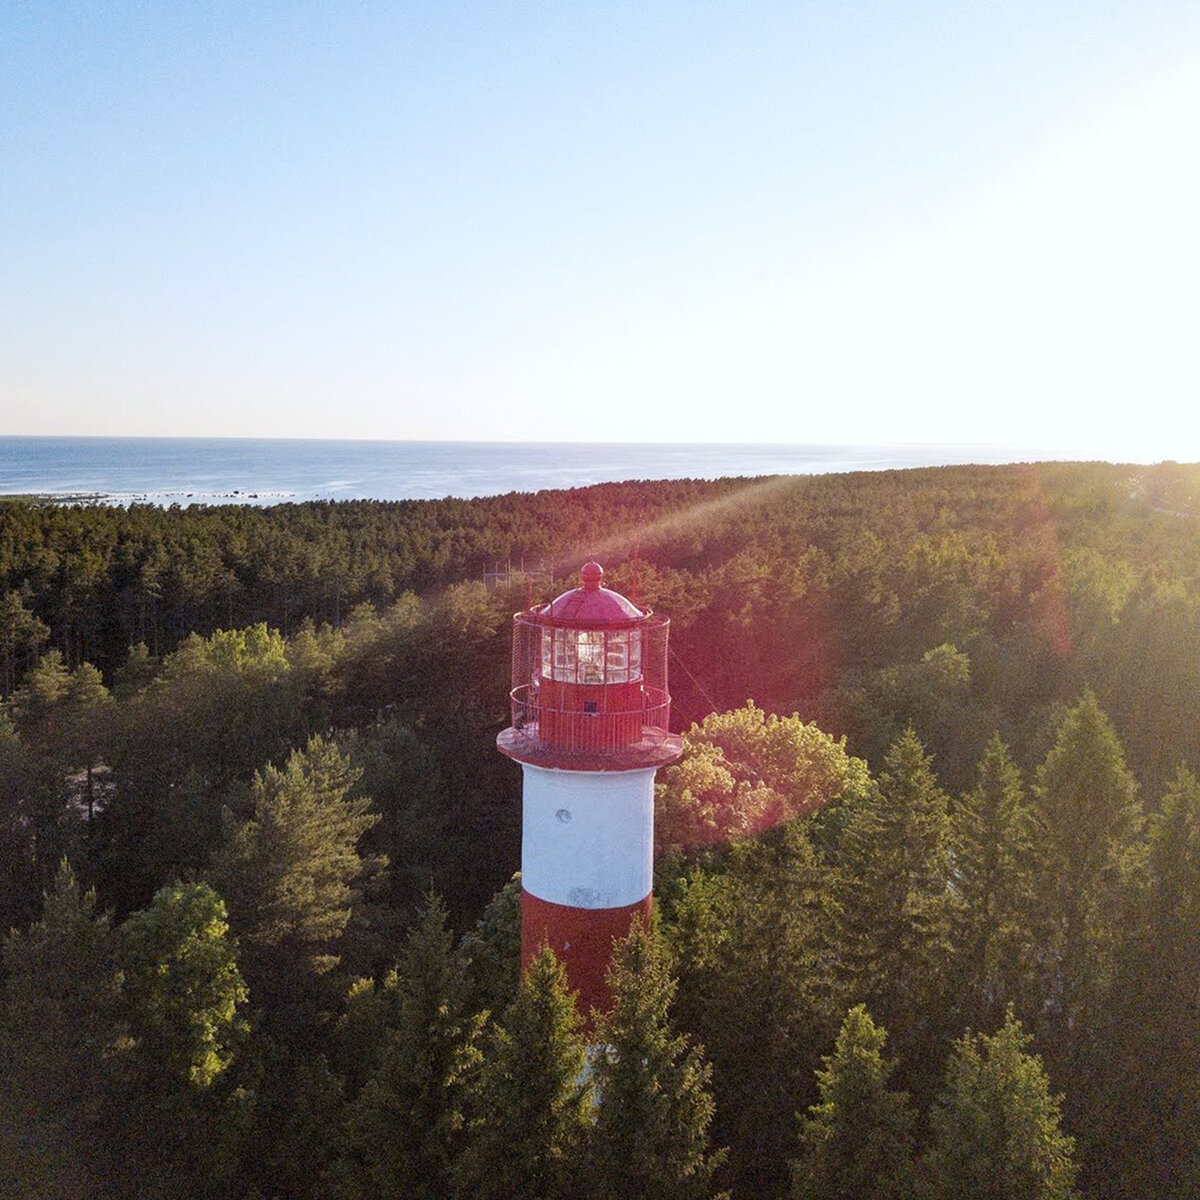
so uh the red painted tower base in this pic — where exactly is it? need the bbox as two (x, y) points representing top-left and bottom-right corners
(521, 890), (652, 1017)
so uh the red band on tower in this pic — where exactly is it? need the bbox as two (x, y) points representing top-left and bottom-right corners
(520, 890), (651, 1017)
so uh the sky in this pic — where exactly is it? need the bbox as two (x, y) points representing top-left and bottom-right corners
(2, 1), (1198, 458)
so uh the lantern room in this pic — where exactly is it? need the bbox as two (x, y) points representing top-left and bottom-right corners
(496, 562), (682, 770)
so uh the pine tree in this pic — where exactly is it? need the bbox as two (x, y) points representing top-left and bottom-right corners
(836, 727), (956, 1098)
(458, 870), (522, 1014)
(921, 1009), (1079, 1200)
(792, 1004), (915, 1200)
(237, 1037), (345, 1200)
(0, 706), (41, 929)
(341, 896), (485, 1200)
(214, 735), (380, 1010)
(587, 921), (726, 1200)
(950, 734), (1039, 1027)
(455, 947), (591, 1200)
(61, 660), (112, 826)
(1080, 767), (1200, 1199)
(8, 648), (72, 741)
(0, 589), (49, 699)
(7, 652), (84, 890)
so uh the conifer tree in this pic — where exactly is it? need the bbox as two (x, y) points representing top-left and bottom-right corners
(0, 589), (49, 699)
(332, 971), (400, 1102)
(1032, 690), (1141, 1046)
(950, 733), (1039, 1027)
(921, 1009), (1079, 1200)
(458, 870), (522, 1014)
(8, 648), (72, 741)
(62, 660), (112, 826)
(214, 735), (380, 1009)
(2, 860), (127, 1121)
(340, 895), (485, 1200)
(1080, 767), (1200, 1199)
(237, 1037), (345, 1200)
(587, 921), (725, 1200)
(0, 706), (40, 929)
(666, 821), (838, 1200)
(455, 947), (591, 1200)
(836, 727), (955, 1097)
(7, 652), (85, 889)
(792, 1004), (915, 1200)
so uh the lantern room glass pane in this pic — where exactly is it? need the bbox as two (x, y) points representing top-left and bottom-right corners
(605, 631), (628, 678)
(576, 631), (605, 684)
(541, 627), (645, 684)
(552, 629), (577, 680)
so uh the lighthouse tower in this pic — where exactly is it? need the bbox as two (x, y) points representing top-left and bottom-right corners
(497, 561), (682, 1015)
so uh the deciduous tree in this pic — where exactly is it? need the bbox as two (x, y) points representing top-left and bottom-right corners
(120, 881), (247, 1090)
(656, 702), (869, 853)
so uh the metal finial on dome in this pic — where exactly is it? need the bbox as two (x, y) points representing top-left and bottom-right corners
(581, 561), (604, 591)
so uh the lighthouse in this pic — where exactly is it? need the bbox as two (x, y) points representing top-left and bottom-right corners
(497, 561), (682, 1015)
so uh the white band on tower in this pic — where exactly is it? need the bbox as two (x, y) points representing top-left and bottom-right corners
(520, 763), (655, 910)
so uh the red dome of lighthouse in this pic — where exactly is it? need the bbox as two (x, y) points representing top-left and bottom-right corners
(544, 562), (644, 624)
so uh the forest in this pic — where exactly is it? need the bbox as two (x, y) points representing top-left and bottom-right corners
(2, 459), (1200, 1199)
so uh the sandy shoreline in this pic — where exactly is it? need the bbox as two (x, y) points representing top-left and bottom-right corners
(1, 489), (299, 507)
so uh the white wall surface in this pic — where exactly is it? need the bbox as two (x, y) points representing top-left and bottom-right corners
(521, 763), (656, 909)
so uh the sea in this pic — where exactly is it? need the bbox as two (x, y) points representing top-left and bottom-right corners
(0, 436), (1054, 507)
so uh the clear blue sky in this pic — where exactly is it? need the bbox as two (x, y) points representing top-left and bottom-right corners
(2, 1), (1197, 458)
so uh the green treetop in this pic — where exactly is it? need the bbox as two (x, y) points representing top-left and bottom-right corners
(214, 735), (380, 1009)
(949, 733), (1039, 1028)
(119, 881), (247, 1090)
(835, 727), (956, 1095)
(1079, 767), (1200, 1200)
(1032, 690), (1142, 1044)
(0, 589), (49, 699)
(340, 895), (485, 1200)
(1, 860), (126, 1123)
(665, 821), (838, 1199)
(455, 946), (592, 1200)
(587, 921), (726, 1200)
(656, 701), (870, 854)
(921, 1009), (1079, 1200)
(792, 1004), (915, 1200)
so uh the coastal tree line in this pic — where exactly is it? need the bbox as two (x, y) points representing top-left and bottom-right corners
(3, 460), (1199, 798)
